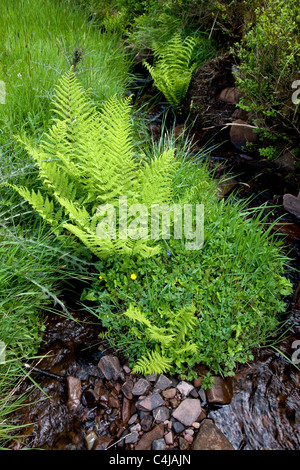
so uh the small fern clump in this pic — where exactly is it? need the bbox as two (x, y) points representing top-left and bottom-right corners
(6, 69), (177, 260)
(143, 33), (197, 109)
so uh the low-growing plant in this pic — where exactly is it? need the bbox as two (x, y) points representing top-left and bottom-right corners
(143, 33), (197, 109)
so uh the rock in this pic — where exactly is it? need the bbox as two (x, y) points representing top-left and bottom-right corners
(125, 431), (139, 444)
(128, 413), (138, 425)
(123, 365), (131, 374)
(176, 381), (194, 397)
(136, 393), (164, 411)
(140, 414), (153, 432)
(122, 379), (134, 400)
(274, 151), (296, 173)
(185, 428), (194, 435)
(193, 377), (202, 388)
(130, 423), (141, 433)
(132, 378), (151, 396)
(162, 388), (177, 399)
(108, 394), (120, 409)
(98, 355), (121, 381)
(84, 430), (97, 450)
(135, 424), (164, 451)
(122, 397), (132, 424)
(93, 435), (115, 450)
(172, 420), (185, 433)
(152, 438), (168, 450)
(66, 376), (82, 409)
(179, 437), (190, 450)
(191, 419), (234, 450)
(169, 398), (179, 409)
(152, 406), (170, 423)
(165, 431), (174, 445)
(217, 178), (238, 198)
(172, 399), (202, 426)
(184, 433), (194, 444)
(154, 375), (172, 391)
(283, 194), (300, 218)
(198, 388), (206, 403)
(192, 422), (200, 429)
(146, 374), (158, 382)
(206, 377), (233, 405)
(218, 87), (241, 104)
(229, 119), (258, 150)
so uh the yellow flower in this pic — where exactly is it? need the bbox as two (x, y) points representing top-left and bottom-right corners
(130, 273), (137, 280)
(99, 276), (103, 279)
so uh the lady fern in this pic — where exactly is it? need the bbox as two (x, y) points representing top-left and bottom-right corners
(143, 33), (197, 109)
(6, 68), (177, 259)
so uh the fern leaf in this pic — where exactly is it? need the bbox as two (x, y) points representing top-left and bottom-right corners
(132, 350), (173, 375)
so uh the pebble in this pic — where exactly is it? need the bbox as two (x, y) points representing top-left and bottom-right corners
(136, 393), (164, 411)
(172, 398), (202, 426)
(84, 430), (97, 450)
(164, 431), (174, 445)
(177, 381), (194, 397)
(132, 378), (151, 396)
(125, 431), (139, 444)
(98, 355), (122, 381)
(66, 376), (82, 409)
(162, 388), (177, 399)
(128, 413), (138, 425)
(152, 406), (170, 423)
(172, 420), (185, 433)
(140, 414), (153, 432)
(155, 374), (173, 391)
(152, 438), (168, 450)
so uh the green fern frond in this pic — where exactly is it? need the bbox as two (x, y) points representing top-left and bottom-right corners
(171, 303), (197, 344)
(123, 305), (152, 328)
(131, 350), (173, 375)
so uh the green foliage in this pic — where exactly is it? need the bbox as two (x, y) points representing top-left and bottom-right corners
(234, 0), (300, 151)
(6, 69), (178, 259)
(82, 139), (293, 378)
(143, 33), (197, 109)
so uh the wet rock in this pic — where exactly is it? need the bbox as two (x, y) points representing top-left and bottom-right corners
(218, 87), (241, 104)
(125, 431), (139, 444)
(66, 376), (82, 409)
(122, 397), (132, 424)
(165, 431), (174, 446)
(179, 436), (190, 450)
(162, 388), (177, 399)
(140, 414), (153, 432)
(154, 375), (172, 390)
(136, 393), (164, 411)
(93, 435), (115, 450)
(206, 376), (233, 405)
(122, 379), (134, 400)
(98, 355), (121, 381)
(152, 438), (168, 450)
(217, 177), (238, 198)
(135, 424), (164, 450)
(283, 194), (300, 218)
(152, 406), (170, 423)
(176, 381), (194, 397)
(172, 399), (202, 426)
(84, 430), (97, 450)
(132, 378), (151, 396)
(191, 419), (234, 450)
(229, 119), (258, 150)
(274, 151), (296, 173)
(172, 420), (185, 433)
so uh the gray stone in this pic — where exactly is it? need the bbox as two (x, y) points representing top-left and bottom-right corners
(152, 438), (168, 450)
(177, 381), (194, 397)
(218, 87), (241, 104)
(155, 374), (173, 390)
(128, 413), (138, 425)
(136, 393), (164, 411)
(283, 193), (300, 218)
(198, 388), (206, 403)
(172, 399), (202, 426)
(172, 420), (185, 433)
(125, 431), (139, 444)
(132, 378), (151, 396)
(146, 374), (158, 382)
(229, 119), (258, 150)
(153, 406), (170, 423)
(98, 355), (121, 381)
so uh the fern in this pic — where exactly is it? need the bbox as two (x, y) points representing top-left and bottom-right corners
(6, 68), (177, 259)
(132, 350), (173, 375)
(143, 33), (197, 109)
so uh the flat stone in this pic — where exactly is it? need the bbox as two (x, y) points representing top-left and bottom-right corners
(152, 438), (168, 450)
(206, 377), (233, 405)
(172, 420), (185, 433)
(154, 374), (172, 390)
(191, 419), (234, 450)
(146, 374), (158, 382)
(125, 431), (139, 444)
(122, 379), (134, 400)
(136, 393), (164, 411)
(132, 378), (151, 396)
(66, 376), (82, 409)
(128, 413), (138, 425)
(152, 406), (170, 423)
(162, 388), (177, 399)
(283, 193), (300, 218)
(93, 435), (115, 450)
(135, 424), (164, 451)
(98, 355), (121, 381)
(172, 399), (202, 426)
(164, 431), (174, 445)
(122, 397), (132, 424)
(176, 381), (194, 397)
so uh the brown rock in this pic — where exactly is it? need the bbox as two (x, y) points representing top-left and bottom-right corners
(179, 437), (190, 450)
(169, 398), (179, 409)
(191, 419), (234, 450)
(218, 87), (241, 104)
(162, 388), (177, 399)
(193, 378), (202, 388)
(217, 178), (238, 198)
(136, 393), (164, 411)
(98, 355), (121, 381)
(121, 379), (133, 400)
(122, 397), (132, 424)
(165, 431), (174, 446)
(274, 151), (296, 173)
(66, 376), (82, 409)
(84, 430), (97, 450)
(135, 424), (164, 451)
(140, 414), (153, 432)
(229, 119), (258, 150)
(206, 376), (233, 405)
(283, 194), (300, 218)
(108, 394), (120, 409)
